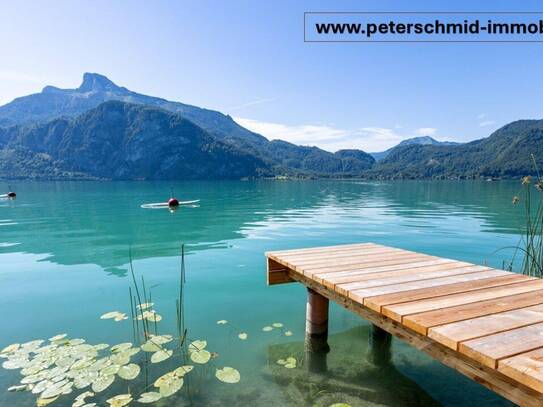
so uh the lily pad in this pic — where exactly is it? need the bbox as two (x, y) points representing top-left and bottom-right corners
(136, 302), (154, 310)
(238, 333), (248, 340)
(138, 391), (162, 403)
(158, 377), (183, 397)
(151, 349), (172, 364)
(107, 393), (132, 407)
(110, 352), (130, 366)
(188, 340), (207, 352)
(118, 363), (140, 380)
(91, 374), (115, 393)
(148, 334), (172, 345)
(272, 322), (283, 328)
(49, 334), (67, 342)
(262, 326), (273, 332)
(216, 320), (228, 325)
(100, 311), (122, 320)
(329, 404), (351, 407)
(114, 313), (128, 322)
(111, 343), (132, 353)
(174, 365), (193, 377)
(36, 396), (59, 406)
(284, 331), (293, 336)
(190, 349), (211, 364)
(8, 384), (28, 392)
(215, 367), (240, 384)
(141, 340), (162, 353)
(1, 343), (20, 354)
(284, 357), (296, 369)
(74, 390), (94, 407)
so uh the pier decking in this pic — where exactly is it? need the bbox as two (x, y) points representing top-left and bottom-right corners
(266, 243), (543, 406)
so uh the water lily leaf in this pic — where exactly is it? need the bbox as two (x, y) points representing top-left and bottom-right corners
(284, 357), (296, 369)
(276, 359), (286, 365)
(174, 365), (193, 377)
(136, 302), (154, 310)
(215, 367), (240, 384)
(1, 343), (20, 354)
(238, 333), (248, 340)
(138, 392), (162, 403)
(148, 334), (172, 345)
(118, 364), (140, 380)
(74, 370), (98, 389)
(106, 393), (132, 407)
(114, 313), (128, 322)
(32, 379), (52, 394)
(272, 322), (283, 328)
(188, 340), (207, 352)
(145, 313), (162, 322)
(153, 371), (175, 388)
(68, 339), (86, 346)
(284, 331), (293, 336)
(49, 334), (67, 342)
(110, 352), (130, 366)
(100, 311), (121, 320)
(93, 343), (109, 351)
(91, 374), (115, 393)
(8, 384), (28, 392)
(216, 320), (228, 325)
(151, 349), (172, 364)
(101, 364), (120, 376)
(141, 340), (162, 353)
(111, 343), (132, 353)
(158, 377), (183, 397)
(262, 326), (273, 332)
(36, 395), (58, 406)
(121, 347), (140, 358)
(190, 349), (211, 364)
(41, 379), (69, 399)
(3, 358), (29, 369)
(329, 404), (351, 407)
(73, 390), (95, 407)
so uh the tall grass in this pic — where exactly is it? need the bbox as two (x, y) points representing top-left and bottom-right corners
(511, 155), (543, 277)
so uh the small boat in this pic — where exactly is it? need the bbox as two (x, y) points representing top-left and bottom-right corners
(141, 199), (200, 209)
(1, 185), (16, 199)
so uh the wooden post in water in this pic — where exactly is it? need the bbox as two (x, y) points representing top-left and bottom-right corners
(305, 288), (330, 372)
(366, 324), (392, 366)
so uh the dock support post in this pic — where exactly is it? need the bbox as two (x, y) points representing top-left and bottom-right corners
(305, 288), (330, 373)
(366, 324), (392, 366)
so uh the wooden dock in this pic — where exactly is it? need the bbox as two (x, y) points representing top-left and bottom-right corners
(266, 242), (543, 406)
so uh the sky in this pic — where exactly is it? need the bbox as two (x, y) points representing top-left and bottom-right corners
(0, 0), (542, 152)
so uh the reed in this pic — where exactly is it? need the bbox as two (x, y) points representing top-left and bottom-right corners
(511, 155), (543, 277)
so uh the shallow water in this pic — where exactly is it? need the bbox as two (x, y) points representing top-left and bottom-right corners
(0, 180), (526, 406)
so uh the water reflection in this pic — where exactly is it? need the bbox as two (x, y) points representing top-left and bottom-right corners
(0, 180), (526, 274)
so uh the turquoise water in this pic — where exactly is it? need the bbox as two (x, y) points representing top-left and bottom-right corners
(0, 180), (526, 406)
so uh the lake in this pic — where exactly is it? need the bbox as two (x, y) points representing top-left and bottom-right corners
(0, 180), (525, 406)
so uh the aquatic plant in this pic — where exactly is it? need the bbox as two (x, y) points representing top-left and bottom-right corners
(510, 155), (543, 277)
(0, 244), (243, 406)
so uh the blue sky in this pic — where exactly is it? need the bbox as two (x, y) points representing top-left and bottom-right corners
(0, 0), (542, 152)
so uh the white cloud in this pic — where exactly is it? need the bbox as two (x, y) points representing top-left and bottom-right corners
(415, 127), (437, 136)
(234, 117), (410, 152)
(476, 113), (487, 120)
(224, 97), (277, 112)
(479, 120), (495, 127)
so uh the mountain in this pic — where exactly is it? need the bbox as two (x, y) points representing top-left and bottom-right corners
(368, 120), (543, 179)
(0, 101), (270, 180)
(0, 73), (375, 178)
(370, 136), (461, 161)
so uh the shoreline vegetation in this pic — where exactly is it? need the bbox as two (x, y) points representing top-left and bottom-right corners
(0, 74), (541, 181)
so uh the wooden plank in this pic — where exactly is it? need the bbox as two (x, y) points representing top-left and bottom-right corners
(429, 304), (543, 350)
(282, 248), (409, 268)
(272, 245), (401, 263)
(267, 258), (293, 285)
(384, 280), (543, 324)
(499, 348), (543, 394)
(334, 264), (487, 295)
(315, 258), (458, 282)
(266, 242), (379, 257)
(286, 269), (543, 406)
(404, 289), (543, 335)
(302, 254), (435, 276)
(460, 323), (543, 369)
(295, 252), (430, 272)
(362, 273), (530, 312)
